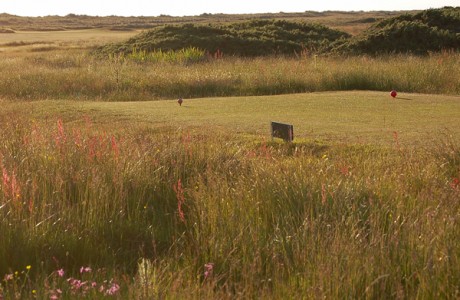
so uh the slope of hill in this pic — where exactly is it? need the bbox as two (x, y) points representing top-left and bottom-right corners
(97, 20), (350, 57)
(331, 6), (460, 55)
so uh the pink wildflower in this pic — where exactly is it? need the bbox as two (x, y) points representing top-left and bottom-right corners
(68, 278), (86, 291)
(49, 289), (62, 300)
(451, 177), (460, 190)
(57, 268), (64, 277)
(55, 118), (66, 147)
(105, 283), (120, 296)
(80, 266), (92, 274)
(111, 136), (120, 158)
(2, 166), (11, 197)
(173, 179), (186, 223)
(204, 263), (214, 279)
(4, 273), (13, 281)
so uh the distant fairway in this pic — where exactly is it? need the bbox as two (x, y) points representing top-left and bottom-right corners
(0, 29), (140, 53)
(35, 91), (460, 147)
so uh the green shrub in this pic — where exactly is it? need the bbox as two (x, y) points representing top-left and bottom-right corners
(331, 7), (460, 55)
(96, 20), (350, 57)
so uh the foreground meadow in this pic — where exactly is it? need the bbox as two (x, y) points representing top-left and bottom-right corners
(0, 90), (459, 298)
(1, 22), (460, 295)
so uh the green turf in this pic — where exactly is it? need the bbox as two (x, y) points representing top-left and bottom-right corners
(32, 91), (459, 147)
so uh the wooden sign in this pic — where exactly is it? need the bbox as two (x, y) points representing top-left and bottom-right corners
(271, 121), (294, 142)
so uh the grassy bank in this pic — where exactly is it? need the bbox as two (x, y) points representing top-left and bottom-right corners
(0, 50), (459, 101)
(0, 96), (459, 298)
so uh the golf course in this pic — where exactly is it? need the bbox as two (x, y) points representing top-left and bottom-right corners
(0, 7), (459, 299)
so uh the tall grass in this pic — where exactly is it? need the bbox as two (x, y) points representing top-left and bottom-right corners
(128, 47), (207, 64)
(0, 50), (458, 101)
(0, 104), (459, 298)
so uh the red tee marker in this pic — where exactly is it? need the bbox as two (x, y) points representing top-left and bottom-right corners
(390, 90), (397, 98)
(178, 98), (183, 106)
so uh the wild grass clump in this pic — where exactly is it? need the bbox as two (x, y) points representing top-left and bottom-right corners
(0, 103), (459, 298)
(128, 47), (207, 64)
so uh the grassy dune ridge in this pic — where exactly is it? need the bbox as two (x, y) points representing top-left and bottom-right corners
(0, 11), (405, 34)
(96, 7), (459, 57)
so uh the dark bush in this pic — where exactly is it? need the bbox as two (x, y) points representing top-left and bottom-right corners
(331, 7), (460, 55)
(96, 19), (350, 57)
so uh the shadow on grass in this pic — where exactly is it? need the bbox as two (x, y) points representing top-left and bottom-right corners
(261, 140), (330, 157)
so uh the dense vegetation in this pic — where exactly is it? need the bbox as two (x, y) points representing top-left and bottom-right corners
(0, 97), (459, 298)
(94, 7), (460, 57)
(1, 50), (459, 101)
(98, 20), (350, 57)
(332, 6), (460, 55)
